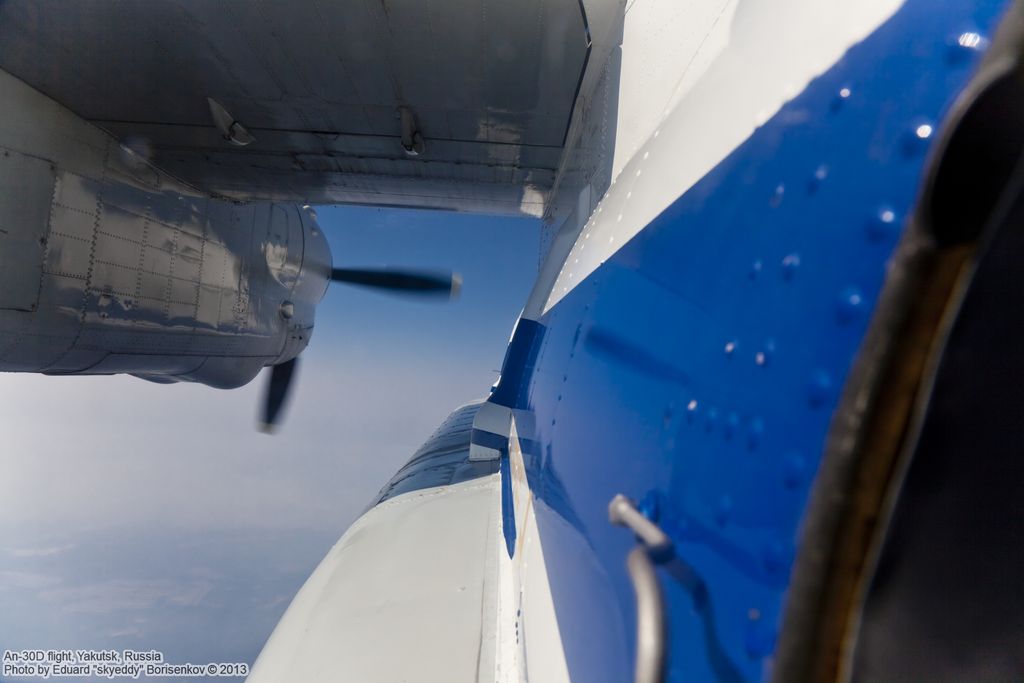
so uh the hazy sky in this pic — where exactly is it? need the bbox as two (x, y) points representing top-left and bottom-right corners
(0, 207), (539, 679)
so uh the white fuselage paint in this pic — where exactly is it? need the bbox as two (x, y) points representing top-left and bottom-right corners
(495, 417), (574, 683)
(248, 476), (505, 683)
(247, 464), (572, 683)
(540, 0), (904, 314)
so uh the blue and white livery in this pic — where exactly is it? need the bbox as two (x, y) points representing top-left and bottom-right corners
(1, 0), (1021, 680)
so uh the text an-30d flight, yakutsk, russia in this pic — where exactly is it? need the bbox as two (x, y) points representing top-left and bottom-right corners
(0, 0), (1022, 681)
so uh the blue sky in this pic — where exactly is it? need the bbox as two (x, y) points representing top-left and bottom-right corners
(0, 207), (539, 679)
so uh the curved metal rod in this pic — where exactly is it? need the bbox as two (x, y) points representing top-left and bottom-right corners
(609, 494), (673, 554)
(610, 494), (671, 683)
(627, 546), (667, 683)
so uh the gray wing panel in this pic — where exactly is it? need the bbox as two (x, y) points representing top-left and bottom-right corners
(0, 0), (589, 213)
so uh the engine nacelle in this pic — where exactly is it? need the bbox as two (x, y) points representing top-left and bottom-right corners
(0, 69), (331, 389)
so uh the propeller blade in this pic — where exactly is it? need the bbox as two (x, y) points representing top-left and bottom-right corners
(330, 268), (462, 299)
(259, 357), (298, 433)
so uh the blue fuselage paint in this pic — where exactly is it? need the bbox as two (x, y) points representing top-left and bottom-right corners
(470, 428), (512, 454)
(486, 0), (1010, 680)
(500, 449), (518, 558)
(490, 318), (546, 410)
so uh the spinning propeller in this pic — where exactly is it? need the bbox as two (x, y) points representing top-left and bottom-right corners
(258, 266), (462, 433)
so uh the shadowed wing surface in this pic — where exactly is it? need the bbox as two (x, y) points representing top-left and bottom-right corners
(0, 0), (589, 214)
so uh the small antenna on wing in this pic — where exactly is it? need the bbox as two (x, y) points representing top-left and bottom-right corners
(398, 106), (425, 156)
(207, 97), (256, 146)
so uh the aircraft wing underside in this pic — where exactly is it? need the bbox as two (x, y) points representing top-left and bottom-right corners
(0, 0), (591, 214)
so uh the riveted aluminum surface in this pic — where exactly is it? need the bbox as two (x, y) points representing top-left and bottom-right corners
(0, 70), (331, 388)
